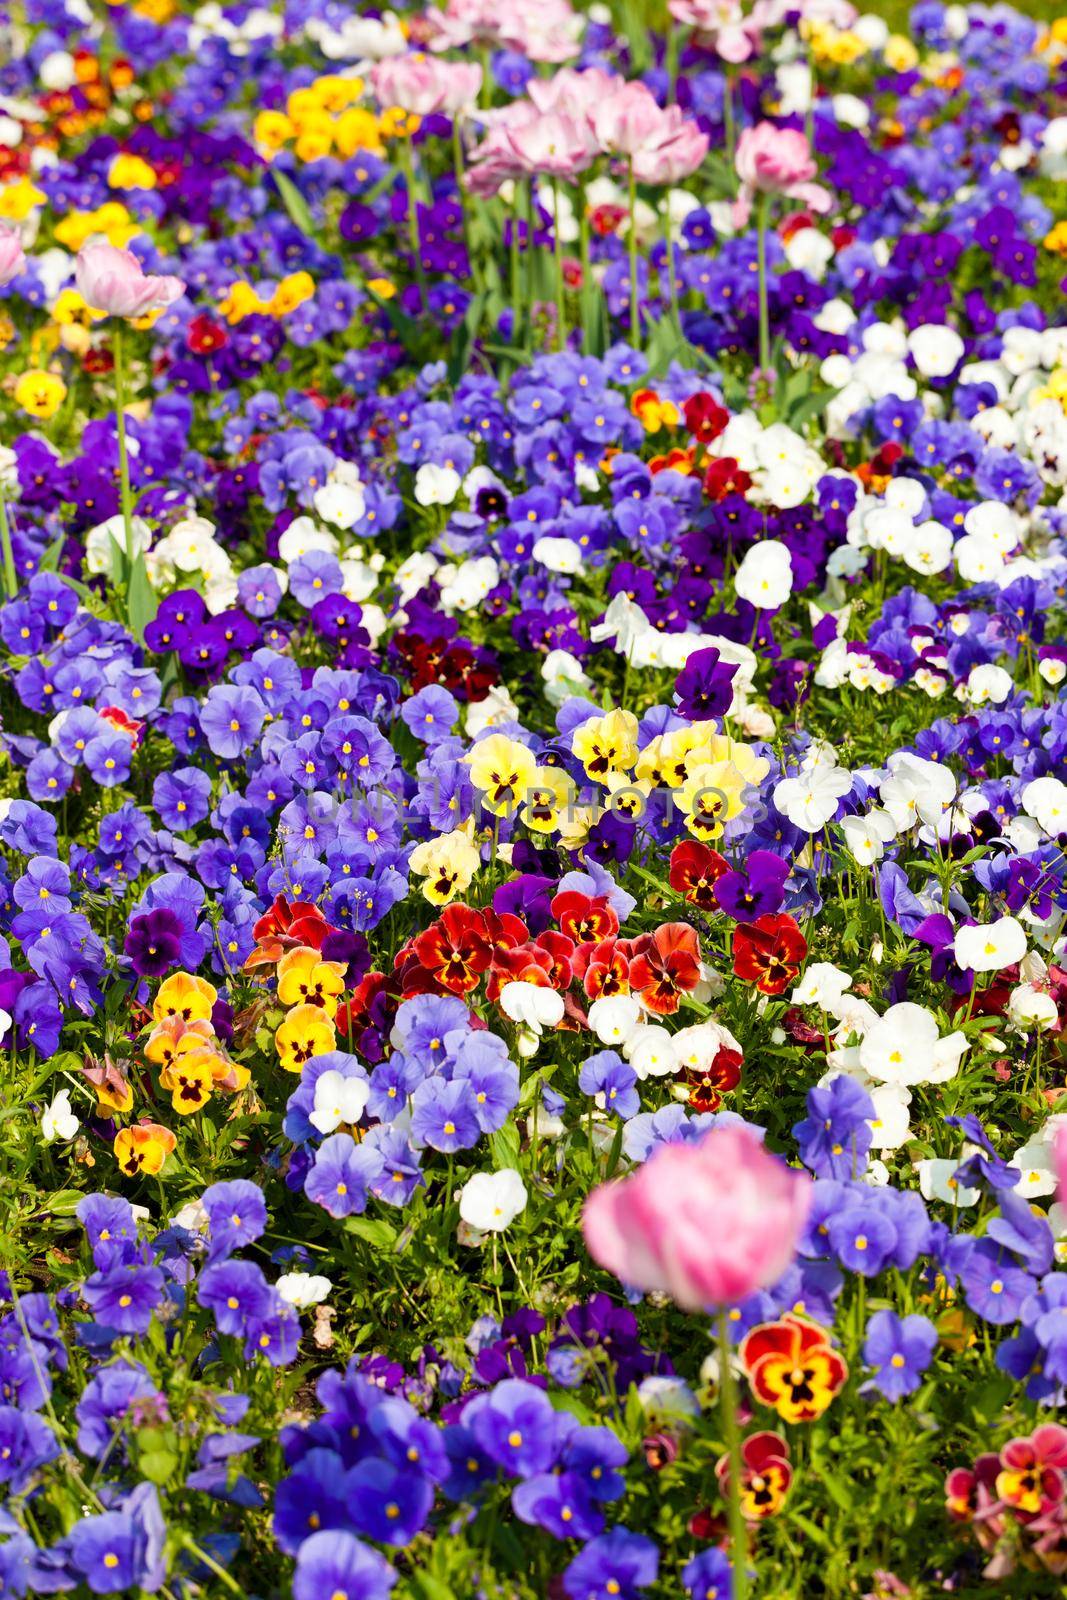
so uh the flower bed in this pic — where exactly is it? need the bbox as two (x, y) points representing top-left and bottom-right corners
(0, 0), (1066, 1594)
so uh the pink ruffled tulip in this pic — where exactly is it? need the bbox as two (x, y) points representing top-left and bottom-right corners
(371, 54), (481, 117)
(582, 1125), (810, 1311)
(632, 107), (709, 184)
(0, 223), (25, 287)
(669, 0), (760, 62)
(527, 66), (619, 120)
(507, 112), (597, 178)
(75, 242), (185, 319)
(735, 121), (831, 213)
(592, 82), (666, 158)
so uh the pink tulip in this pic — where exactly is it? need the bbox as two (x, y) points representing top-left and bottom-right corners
(508, 112), (597, 179)
(371, 54), (482, 117)
(75, 242), (185, 319)
(735, 122), (832, 213)
(527, 66), (619, 121)
(582, 1125), (810, 1311)
(631, 107), (709, 184)
(1056, 1126), (1067, 1206)
(670, 0), (760, 62)
(592, 82), (666, 158)
(427, 0), (582, 61)
(0, 223), (25, 287)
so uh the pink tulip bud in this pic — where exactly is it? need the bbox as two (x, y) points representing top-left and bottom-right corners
(583, 1125), (810, 1312)
(592, 82), (667, 159)
(735, 122), (833, 214)
(75, 242), (185, 320)
(0, 223), (26, 288)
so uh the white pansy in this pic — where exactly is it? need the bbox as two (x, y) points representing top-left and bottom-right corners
(907, 324), (964, 378)
(499, 982), (564, 1037)
(1010, 1121), (1066, 1198)
(41, 1089), (79, 1143)
(314, 479), (365, 529)
(734, 539), (794, 610)
(1023, 776), (1067, 836)
(774, 763), (853, 831)
(879, 752), (956, 829)
(541, 650), (592, 708)
(840, 807), (898, 865)
(916, 1159), (979, 1208)
(459, 1169), (527, 1233)
(792, 962), (853, 1010)
(533, 536), (583, 574)
(309, 1070), (370, 1134)
(954, 533), (1004, 584)
(278, 516), (339, 564)
(276, 1272), (333, 1308)
(85, 515), (151, 576)
(866, 1085), (912, 1151)
(953, 917), (1027, 974)
(440, 556), (498, 613)
(859, 1002), (967, 1086)
(587, 994), (643, 1047)
(625, 1025), (678, 1079)
(413, 462), (461, 507)
(965, 664), (1012, 705)
(1007, 984), (1059, 1032)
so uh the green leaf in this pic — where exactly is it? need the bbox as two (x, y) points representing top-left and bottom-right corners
(272, 168), (318, 241)
(446, 292), (486, 386)
(408, 1575), (457, 1600)
(126, 553), (158, 641)
(344, 1215), (398, 1251)
(44, 1190), (85, 1217)
(488, 1121), (521, 1171)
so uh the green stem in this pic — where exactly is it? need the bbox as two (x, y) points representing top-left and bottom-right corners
(0, 485), (17, 599)
(756, 191), (771, 375)
(664, 200), (681, 334)
(112, 319), (135, 570)
(627, 157), (639, 343)
(509, 181), (522, 348)
(718, 1309), (749, 1600)
(398, 134), (428, 304)
(724, 66), (735, 165)
(453, 117), (481, 297)
(553, 179), (566, 351)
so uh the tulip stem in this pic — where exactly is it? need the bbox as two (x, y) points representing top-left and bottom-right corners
(664, 201), (681, 334)
(0, 487), (17, 600)
(553, 179), (566, 352)
(717, 1309), (749, 1600)
(627, 157), (639, 344)
(724, 67), (735, 165)
(398, 132), (428, 307)
(111, 318), (135, 571)
(756, 191), (771, 376)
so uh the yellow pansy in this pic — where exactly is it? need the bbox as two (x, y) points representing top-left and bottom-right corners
(466, 733), (539, 817)
(218, 280), (271, 324)
(276, 946), (347, 1016)
(114, 1122), (176, 1177)
(253, 109), (295, 155)
(409, 828), (482, 904)
(51, 288), (107, 327)
(108, 153), (157, 190)
(379, 106), (419, 140)
(313, 74), (365, 113)
(366, 277), (396, 299)
(518, 767), (578, 834)
(269, 271), (315, 317)
(54, 202), (140, 251)
(159, 1049), (215, 1114)
(334, 107), (386, 157)
(572, 709), (639, 782)
(0, 176), (45, 221)
(294, 119), (335, 163)
(13, 371), (66, 419)
(1044, 221), (1067, 256)
(674, 760), (750, 841)
(884, 33), (920, 70)
(276, 1003), (336, 1073)
(153, 971), (218, 1025)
